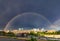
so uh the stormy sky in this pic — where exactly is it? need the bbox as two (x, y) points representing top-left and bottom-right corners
(0, 0), (60, 30)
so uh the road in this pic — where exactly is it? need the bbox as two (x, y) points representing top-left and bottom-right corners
(0, 37), (27, 41)
(0, 36), (60, 41)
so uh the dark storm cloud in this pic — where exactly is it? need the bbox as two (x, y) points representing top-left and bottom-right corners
(0, 0), (60, 30)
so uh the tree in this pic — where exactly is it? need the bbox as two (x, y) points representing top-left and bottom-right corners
(28, 36), (37, 41)
(6, 32), (16, 37)
(56, 30), (60, 34)
(0, 31), (6, 36)
(30, 31), (38, 36)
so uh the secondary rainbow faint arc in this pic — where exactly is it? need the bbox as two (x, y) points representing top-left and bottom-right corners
(4, 12), (52, 31)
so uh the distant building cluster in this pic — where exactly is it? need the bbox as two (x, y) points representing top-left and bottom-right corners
(4, 28), (56, 34)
